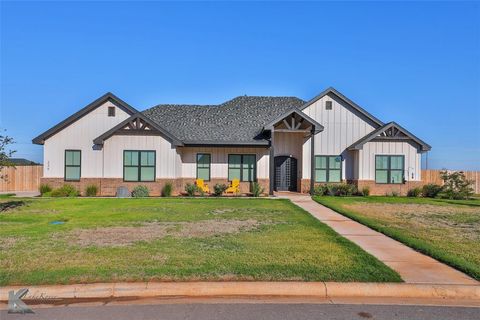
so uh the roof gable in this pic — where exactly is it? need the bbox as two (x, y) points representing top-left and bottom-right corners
(300, 87), (384, 127)
(32, 92), (138, 145)
(348, 121), (431, 151)
(93, 113), (182, 146)
(263, 108), (324, 133)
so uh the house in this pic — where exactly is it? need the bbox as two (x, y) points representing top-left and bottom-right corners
(32, 87), (431, 196)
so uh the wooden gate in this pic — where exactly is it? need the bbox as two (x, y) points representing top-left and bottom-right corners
(0, 165), (43, 192)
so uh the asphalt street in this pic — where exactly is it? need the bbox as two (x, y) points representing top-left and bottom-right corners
(1, 303), (479, 320)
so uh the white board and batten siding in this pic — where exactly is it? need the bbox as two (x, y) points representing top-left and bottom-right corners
(358, 141), (422, 181)
(43, 101), (131, 178)
(179, 147), (270, 179)
(103, 135), (182, 179)
(301, 93), (378, 180)
(274, 132), (305, 180)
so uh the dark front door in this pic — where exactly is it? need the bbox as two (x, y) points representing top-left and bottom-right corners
(274, 156), (298, 191)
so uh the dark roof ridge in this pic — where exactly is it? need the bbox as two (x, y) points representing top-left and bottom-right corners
(144, 95), (305, 111)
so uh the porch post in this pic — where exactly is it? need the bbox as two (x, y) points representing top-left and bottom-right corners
(310, 126), (315, 195)
(269, 130), (275, 196)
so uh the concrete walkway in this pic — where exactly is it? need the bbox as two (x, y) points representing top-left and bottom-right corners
(278, 193), (478, 285)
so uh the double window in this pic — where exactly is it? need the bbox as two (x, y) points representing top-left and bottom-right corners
(123, 151), (155, 182)
(65, 150), (81, 181)
(228, 154), (256, 182)
(196, 153), (211, 181)
(314, 155), (342, 182)
(375, 155), (404, 184)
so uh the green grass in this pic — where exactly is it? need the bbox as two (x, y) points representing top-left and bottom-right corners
(0, 197), (401, 285)
(313, 196), (480, 280)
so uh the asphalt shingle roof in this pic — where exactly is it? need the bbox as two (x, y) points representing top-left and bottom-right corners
(142, 96), (306, 144)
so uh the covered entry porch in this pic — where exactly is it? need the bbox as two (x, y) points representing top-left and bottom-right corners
(263, 109), (324, 195)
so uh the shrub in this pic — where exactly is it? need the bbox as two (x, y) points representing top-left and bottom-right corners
(314, 183), (357, 196)
(251, 182), (265, 197)
(328, 183), (357, 196)
(85, 184), (98, 197)
(407, 187), (422, 197)
(185, 183), (197, 197)
(439, 170), (474, 200)
(51, 184), (79, 197)
(131, 185), (149, 197)
(422, 184), (443, 198)
(385, 190), (400, 197)
(39, 184), (52, 195)
(161, 182), (173, 197)
(360, 186), (370, 196)
(313, 184), (329, 196)
(213, 183), (227, 196)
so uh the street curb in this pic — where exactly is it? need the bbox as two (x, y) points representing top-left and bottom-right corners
(1, 282), (479, 302)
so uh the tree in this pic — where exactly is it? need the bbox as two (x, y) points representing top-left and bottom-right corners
(439, 170), (474, 200)
(0, 131), (16, 181)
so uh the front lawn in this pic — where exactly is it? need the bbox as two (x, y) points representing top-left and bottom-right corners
(0, 198), (400, 285)
(313, 196), (480, 280)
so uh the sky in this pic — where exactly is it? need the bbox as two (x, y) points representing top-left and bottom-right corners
(1, 1), (479, 170)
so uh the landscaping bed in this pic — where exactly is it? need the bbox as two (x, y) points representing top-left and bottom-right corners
(313, 196), (480, 280)
(0, 197), (401, 285)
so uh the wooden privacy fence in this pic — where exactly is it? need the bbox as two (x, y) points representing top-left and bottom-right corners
(0, 165), (43, 192)
(0, 166), (478, 194)
(421, 169), (480, 194)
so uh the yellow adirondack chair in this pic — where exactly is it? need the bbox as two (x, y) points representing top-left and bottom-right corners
(195, 179), (209, 193)
(226, 178), (240, 194)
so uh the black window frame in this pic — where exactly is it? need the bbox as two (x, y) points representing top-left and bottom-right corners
(325, 101), (333, 110)
(108, 106), (116, 117)
(123, 150), (156, 182)
(375, 155), (405, 184)
(64, 149), (81, 182)
(314, 155), (342, 183)
(228, 154), (257, 182)
(196, 153), (211, 182)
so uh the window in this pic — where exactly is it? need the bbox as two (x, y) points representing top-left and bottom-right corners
(196, 153), (211, 181)
(375, 155), (404, 184)
(108, 106), (115, 117)
(123, 151), (155, 182)
(65, 150), (81, 181)
(325, 101), (333, 110)
(228, 154), (256, 182)
(315, 155), (341, 182)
